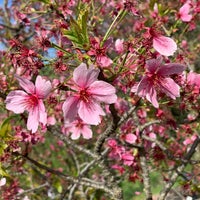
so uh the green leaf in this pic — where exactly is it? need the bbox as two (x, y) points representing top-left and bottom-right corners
(0, 163), (9, 177)
(0, 120), (11, 138)
(31, 0), (50, 4)
(54, 180), (63, 193)
(0, 143), (8, 156)
(0, 115), (18, 138)
(78, 8), (89, 44)
(62, 7), (89, 50)
(63, 30), (81, 44)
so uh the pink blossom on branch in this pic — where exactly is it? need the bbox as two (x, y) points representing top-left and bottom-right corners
(148, 28), (177, 56)
(87, 37), (113, 67)
(125, 133), (137, 144)
(115, 39), (124, 54)
(187, 71), (200, 87)
(132, 56), (186, 108)
(153, 36), (177, 56)
(63, 118), (92, 140)
(62, 63), (117, 125)
(5, 75), (52, 133)
(178, 1), (192, 22)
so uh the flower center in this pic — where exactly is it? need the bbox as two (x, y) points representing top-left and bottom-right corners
(124, 1), (134, 10)
(147, 72), (160, 86)
(79, 89), (90, 103)
(75, 120), (84, 129)
(96, 47), (105, 56)
(28, 94), (39, 108)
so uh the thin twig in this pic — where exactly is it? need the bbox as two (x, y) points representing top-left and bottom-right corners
(94, 121), (114, 155)
(118, 99), (141, 126)
(16, 183), (49, 196)
(159, 137), (200, 200)
(13, 152), (118, 197)
(140, 150), (153, 200)
(48, 126), (98, 159)
(139, 120), (161, 134)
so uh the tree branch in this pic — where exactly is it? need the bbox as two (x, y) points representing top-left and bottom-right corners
(13, 152), (121, 199)
(159, 137), (200, 200)
(48, 126), (98, 159)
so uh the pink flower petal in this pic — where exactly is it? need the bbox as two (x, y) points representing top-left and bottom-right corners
(73, 63), (99, 88)
(97, 55), (113, 67)
(183, 138), (191, 145)
(71, 127), (81, 140)
(15, 75), (35, 94)
(153, 36), (177, 56)
(66, 121), (92, 140)
(78, 100), (105, 125)
(179, 3), (192, 22)
(146, 87), (159, 108)
(149, 132), (156, 139)
(131, 83), (138, 93)
(103, 37), (113, 49)
(5, 90), (29, 113)
(62, 96), (79, 123)
(47, 116), (56, 125)
(136, 74), (159, 107)
(38, 99), (47, 125)
(158, 63), (186, 76)
(181, 13), (192, 22)
(136, 77), (151, 96)
(115, 39), (124, 53)
(35, 76), (52, 99)
(159, 77), (180, 99)
(27, 107), (39, 133)
(93, 93), (117, 104)
(179, 3), (190, 16)
(81, 125), (93, 139)
(187, 72), (200, 86)
(146, 56), (163, 73)
(122, 153), (134, 166)
(88, 81), (117, 104)
(125, 133), (137, 144)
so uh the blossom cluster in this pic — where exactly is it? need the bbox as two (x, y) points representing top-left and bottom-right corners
(5, 63), (117, 139)
(0, 0), (200, 199)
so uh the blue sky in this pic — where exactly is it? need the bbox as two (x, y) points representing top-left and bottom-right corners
(0, 0), (56, 58)
(0, 0), (13, 50)
(0, 0), (4, 6)
(0, 0), (11, 6)
(0, 1), (5, 50)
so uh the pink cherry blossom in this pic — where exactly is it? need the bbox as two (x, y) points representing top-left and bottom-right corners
(187, 71), (200, 87)
(115, 39), (124, 53)
(178, 1), (192, 22)
(121, 152), (134, 166)
(153, 35), (177, 56)
(148, 27), (177, 56)
(64, 118), (92, 140)
(87, 37), (113, 67)
(132, 56), (186, 108)
(15, 11), (30, 25)
(125, 133), (137, 144)
(183, 135), (197, 145)
(62, 63), (117, 125)
(5, 75), (52, 133)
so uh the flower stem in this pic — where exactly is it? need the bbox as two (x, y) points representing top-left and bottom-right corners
(101, 9), (127, 47)
(51, 42), (73, 56)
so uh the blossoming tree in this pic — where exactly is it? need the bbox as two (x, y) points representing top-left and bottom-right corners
(0, 0), (200, 199)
